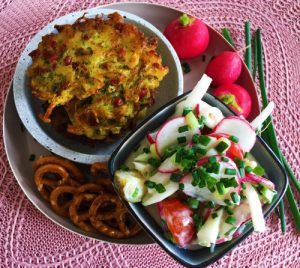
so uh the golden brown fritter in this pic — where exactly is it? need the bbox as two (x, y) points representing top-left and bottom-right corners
(27, 12), (169, 140)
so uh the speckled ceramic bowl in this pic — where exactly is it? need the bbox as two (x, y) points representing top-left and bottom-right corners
(13, 8), (183, 164)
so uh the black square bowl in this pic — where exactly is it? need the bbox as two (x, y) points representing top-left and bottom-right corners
(108, 92), (288, 268)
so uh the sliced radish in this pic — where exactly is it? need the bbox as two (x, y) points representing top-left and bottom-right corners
(175, 74), (212, 115)
(243, 183), (266, 232)
(197, 208), (224, 247)
(250, 102), (275, 130)
(142, 172), (178, 206)
(147, 131), (157, 144)
(195, 103), (200, 117)
(241, 173), (275, 191)
(158, 154), (180, 173)
(155, 116), (199, 156)
(213, 116), (256, 152)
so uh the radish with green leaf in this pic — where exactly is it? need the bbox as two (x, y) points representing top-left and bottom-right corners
(212, 84), (252, 118)
(164, 14), (209, 59)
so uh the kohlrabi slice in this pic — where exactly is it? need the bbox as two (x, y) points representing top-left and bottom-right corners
(142, 172), (178, 206)
(243, 183), (266, 232)
(175, 74), (212, 115)
(197, 208), (224, 247)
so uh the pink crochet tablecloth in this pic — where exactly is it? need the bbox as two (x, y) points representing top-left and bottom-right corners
(1, 0), (300, 267)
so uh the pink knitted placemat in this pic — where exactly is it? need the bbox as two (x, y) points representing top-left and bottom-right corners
(1, 0), (300, 267)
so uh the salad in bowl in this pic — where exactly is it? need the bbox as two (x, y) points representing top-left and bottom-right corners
(114, 74), (276, 249)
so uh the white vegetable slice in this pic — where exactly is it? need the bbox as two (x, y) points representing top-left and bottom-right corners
(197, 208), (224, 247)
(155, 117), (198, 156)
(213, 116), (256, 152)
(175, 74), (212, 115)
(114, 171), (145, 203)
(133, 162), (154, 176)
(158, 154), (180, 173)
(243, 183), (266, 232)
(142, 172), (178, 206)
(134, 153), (152, 162)
(250, 101), (275, 130)
(201, 106), (224, 129)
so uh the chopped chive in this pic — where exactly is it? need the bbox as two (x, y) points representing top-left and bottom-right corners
(225, 206), (234, 215)
(192, 134), (201, 143)
(205, 201), (215, 208)
(241, 182), (247, 190)
(193, 214), (203, 231)
(179, 183), (185, 191)
(221, 28), (235, 48)
(221, 177), (238, 188)
(148, 158), (161, 167)
(29, 154), (36, 162)
(131, 187), (139, 199)
(208, 156), (217, 164)
(216, 182), (225, 195)
(239, 168), (245, 177)
(178, 125), (189, 133)
(215, 141), (229, 153)
(182, 107), (192, 116)
(170, 173), (182, 182)
(192, 170), (200, 186)
(206, 176), (218, 189)
(120, 164), (129, 171)
(245, 21), (252, 72)
(231, 192), (240, 203)
(245, 166), (253, 173)
(144, 180), (156, 189)
(181, 62), (191, 74)
(225, 168), (237, 175)
(143, 147), (150, 153)
(235, 159), (246, 168)
(198, 116), (206, 128)
(244, 152), (250, 158)
(198, 135), (211, 146)
(224, 199), (232, 206)
(229, 135), (239, 143)
(177, 136), (187, 144)
(225, 216), (236, 225)
(187, 197), (200, 209)
(155, 183), (166, 193)
(252, 165), (265, 176)
(198, 177), (206, 188)
(192, 145), (207, 155)
(211, 162), (221, 174)
(222, 156), (229, 162)
(212, 213), (218, 219)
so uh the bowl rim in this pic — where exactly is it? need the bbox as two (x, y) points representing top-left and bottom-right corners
(108, 90), (288, 267)
(13, 7), (184, 164)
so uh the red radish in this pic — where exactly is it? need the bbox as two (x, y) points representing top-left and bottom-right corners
(205, 51), (242, 86)
(212, 84), (252, 118)
(195, 103), (200, 117)
(160, 198), (195, 247)
(213, 116), (256, 152)
(155, 116), (199, 156)
(240, 174), (275, 191)
(164, 14), (209, 59)
(208, 133), (244, 160)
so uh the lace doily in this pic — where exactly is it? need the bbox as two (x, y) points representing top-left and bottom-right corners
(0, 0), (299, 267)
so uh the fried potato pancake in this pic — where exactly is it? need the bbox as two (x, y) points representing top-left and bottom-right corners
(27, 12), (168, 140)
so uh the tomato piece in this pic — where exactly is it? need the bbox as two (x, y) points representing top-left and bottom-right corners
(209, 133), (244, 160)
(160, 198), (195, 247)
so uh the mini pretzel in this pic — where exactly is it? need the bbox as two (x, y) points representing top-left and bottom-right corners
(89, 194), (140, 238)
(50, 186), (78, 216)
(34, 155), (84, 183)
(34, 164), (80, 201)
(69, 183), (104, 232)
(90, 162), (114, 193)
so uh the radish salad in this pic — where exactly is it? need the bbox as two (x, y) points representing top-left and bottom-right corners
(114, 74), (277, 249)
